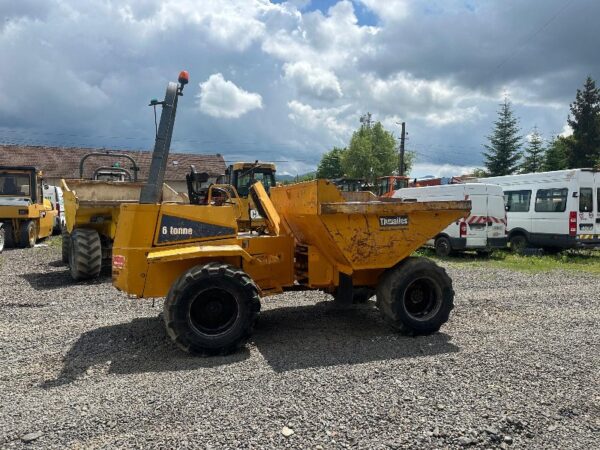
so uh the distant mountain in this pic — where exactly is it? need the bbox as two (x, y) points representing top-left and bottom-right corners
(277, 172), (316, 182)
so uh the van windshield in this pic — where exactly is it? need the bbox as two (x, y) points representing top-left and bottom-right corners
(0, 173), (31, 196)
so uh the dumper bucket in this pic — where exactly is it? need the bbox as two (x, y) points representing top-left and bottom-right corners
(270, 180), (470, 272)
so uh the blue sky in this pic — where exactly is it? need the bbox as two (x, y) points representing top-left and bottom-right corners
(0, 0), (597, 177)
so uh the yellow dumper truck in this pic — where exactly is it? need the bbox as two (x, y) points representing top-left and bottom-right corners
(0, 166), (56, 250)
(111, 72), (471, 356)
(62, 152), (183, 280)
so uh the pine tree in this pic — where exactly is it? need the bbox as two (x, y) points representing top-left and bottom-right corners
(483, 97), (522, 176)
(543, 135), (570, 171)
(520, 127), (545, 173)
(566, 76), (600, 168)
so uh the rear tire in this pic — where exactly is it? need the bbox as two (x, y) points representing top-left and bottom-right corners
(69, 229), (102, 280)
(164, 263), (261, 356)
(434, 236), (452, 257)
(4, 222), (14, 248)
(61, 230), (71, 264)
(509, 234), (527, 254)
(19, 221), (36, 248)
(376, 257), (454, 335)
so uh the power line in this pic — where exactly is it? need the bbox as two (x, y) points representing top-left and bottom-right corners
(495, 0), (578, 72)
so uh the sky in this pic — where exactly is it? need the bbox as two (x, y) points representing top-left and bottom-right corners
(0, 0), (598, 177)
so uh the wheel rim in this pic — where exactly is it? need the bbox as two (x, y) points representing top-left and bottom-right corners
(402, 277), (442, 321)
(189, 288), (239, 336)
(437, 239), (450, 256)
(29, 225), (35, 246)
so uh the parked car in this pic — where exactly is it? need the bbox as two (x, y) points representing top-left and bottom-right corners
(393, 183), (507, 256)
(43, 185), (66, 234)
(481, 169), (600, 251)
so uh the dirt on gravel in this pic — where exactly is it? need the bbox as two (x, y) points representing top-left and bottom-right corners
(1, 239), (599, 449)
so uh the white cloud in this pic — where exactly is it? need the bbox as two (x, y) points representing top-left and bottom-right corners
(125, 0), (272, 51)
(283, 61), (343, 100)
(197, 73), (263, 119)
(411, 163), (478, 179)
(358, 0), (409, 22)
(262, 0), (378, 69)
(559, 123), (573, 137)
(365, 72), (482, 126)
(424, 107), (483, 126)
(287, 100), (351, 139)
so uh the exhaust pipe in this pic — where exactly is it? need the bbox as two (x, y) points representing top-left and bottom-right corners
(139, 71), (189, 204)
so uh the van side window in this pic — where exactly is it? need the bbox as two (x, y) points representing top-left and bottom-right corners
(579, 188), (593, 212)
(504, 190), (531, 212)
(535, 188), (568, 213)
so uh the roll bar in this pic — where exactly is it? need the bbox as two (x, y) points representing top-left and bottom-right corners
(79, 151), (140, 181)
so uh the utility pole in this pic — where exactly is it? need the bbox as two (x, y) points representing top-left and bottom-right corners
(360, 112), (372, 129)
(398, 121), (406, 176)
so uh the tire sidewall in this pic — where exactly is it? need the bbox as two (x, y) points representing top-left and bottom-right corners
(388, 262), (453, 333)
(28, 222), (36, 247)
(510, 235), (527, 253)
(435, 237), (451, 257)
(169, 270), (257, 352)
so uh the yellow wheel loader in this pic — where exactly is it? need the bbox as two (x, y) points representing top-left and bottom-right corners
(111, 72), (471, 356)
(0, 166), (57, 249)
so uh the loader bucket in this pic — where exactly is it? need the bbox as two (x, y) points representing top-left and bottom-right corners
(270, 180), (470, 272)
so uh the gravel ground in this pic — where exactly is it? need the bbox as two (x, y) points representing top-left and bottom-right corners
(1, 239), (599, 449)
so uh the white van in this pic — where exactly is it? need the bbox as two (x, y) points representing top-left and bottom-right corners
(481, 169), (600, 251)
(43, 185), (65, 234)
(393, 183), (507, 256)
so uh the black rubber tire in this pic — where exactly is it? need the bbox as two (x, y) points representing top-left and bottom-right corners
(0, 226), (4, 253)
(434, 236), (452, 257)
(19, 221), (36, 248)
(543, 247), (563, 255)
(4, 222), (14, 248)
(376, 257), (454, 335)
(164, 262), (261, 356)
(476, 249), (492, 257)
(61, 230), (71, 264)
(509, 234), (527, 254)
(69, 228), (102, 280)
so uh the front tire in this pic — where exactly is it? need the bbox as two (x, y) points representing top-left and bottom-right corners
(61, 230), (71, 264)
(509, 234), (527, 254)
(164, 263), (261, 356)
(434, 236), (452, 257)
(376, 257), (454, 335)
(69, 229), (102, 280)
(19, 221), (36, 248)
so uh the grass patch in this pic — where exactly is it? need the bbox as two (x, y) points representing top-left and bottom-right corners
(46, 235), (62, 248)
(414, 248), (600, 274)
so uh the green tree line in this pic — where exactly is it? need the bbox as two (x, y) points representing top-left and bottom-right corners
(483, 76), (600, 176)
(316, 117), (414, 183)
